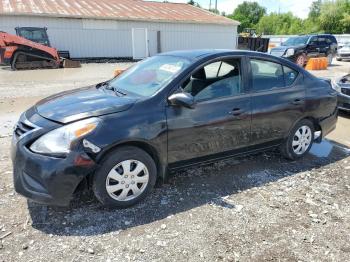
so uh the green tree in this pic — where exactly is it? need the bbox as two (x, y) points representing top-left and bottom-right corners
(187, 0), (201, 7)
(319, 0), (344, 33)
(257, 13), (304, 35)
(309, 0), (322, 21)
(228, 1), (266, 32)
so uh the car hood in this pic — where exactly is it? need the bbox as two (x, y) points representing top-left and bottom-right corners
(339, 47), (350, 52)
(36, 86), (137, 123)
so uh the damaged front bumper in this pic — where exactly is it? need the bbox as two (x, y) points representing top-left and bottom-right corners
(11, 113), (97, 206)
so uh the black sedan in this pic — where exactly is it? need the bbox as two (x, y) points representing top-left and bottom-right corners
(11, 50), (338, 208)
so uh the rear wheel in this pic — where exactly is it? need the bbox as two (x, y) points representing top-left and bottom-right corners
(280, 119), (314, 160)
(92, 146), (157, 208)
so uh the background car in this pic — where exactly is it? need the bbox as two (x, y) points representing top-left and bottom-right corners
(332, 74), (350, 112)
(11, 50), (338, 208)
(270, 34), (338, 66)
(336, 42), (350, 61)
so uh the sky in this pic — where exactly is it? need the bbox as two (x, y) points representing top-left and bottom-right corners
(152, 0), (315, 19)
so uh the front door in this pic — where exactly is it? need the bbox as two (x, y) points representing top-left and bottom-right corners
(166, 57), (251, 168)
(132, 28), (148, 60)
(306, 36), (320, 58)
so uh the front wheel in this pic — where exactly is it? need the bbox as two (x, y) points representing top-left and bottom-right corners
(92, 146), (157, 208)
(280, 119), (314, 160)
(336, 57), (342, 61)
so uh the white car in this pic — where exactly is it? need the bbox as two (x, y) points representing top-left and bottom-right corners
(337, 42), (350, 61)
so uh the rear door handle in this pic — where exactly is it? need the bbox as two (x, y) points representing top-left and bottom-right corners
(291, 99), (304, 105)
(229, 108), (245, 116)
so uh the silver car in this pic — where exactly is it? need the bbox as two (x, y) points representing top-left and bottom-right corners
(337, 42), (350, 61)
(332, 74), (350, 112)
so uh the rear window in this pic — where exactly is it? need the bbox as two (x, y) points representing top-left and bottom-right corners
(250, 59), (299, 91)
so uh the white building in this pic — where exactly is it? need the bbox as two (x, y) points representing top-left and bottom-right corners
(0, 0), (239, 59)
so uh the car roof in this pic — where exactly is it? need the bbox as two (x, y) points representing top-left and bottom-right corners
(158, 49), (304, 74)
(297, 34), (334, 37)
(158, 49), (276, 60)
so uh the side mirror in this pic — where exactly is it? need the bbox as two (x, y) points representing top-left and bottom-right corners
(168, 92), (195, 109)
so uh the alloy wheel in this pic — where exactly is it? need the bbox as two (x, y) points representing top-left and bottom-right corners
(105, 159), (149, 201)
(292, 125), (312, 155)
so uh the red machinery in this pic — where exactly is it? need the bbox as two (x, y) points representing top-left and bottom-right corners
(0, 30), (79, 70)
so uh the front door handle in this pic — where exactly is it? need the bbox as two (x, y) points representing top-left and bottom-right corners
(291, 98), (304, 105)
(229, 108), (245, 116)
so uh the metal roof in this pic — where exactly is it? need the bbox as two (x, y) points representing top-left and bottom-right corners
(0, 0), (239, 25)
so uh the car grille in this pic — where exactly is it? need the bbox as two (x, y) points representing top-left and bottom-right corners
(339, 53), (350, 57)
(14, 120), (36, 138)
(270, 51), (285, 57)
(341, 88), (350, 96)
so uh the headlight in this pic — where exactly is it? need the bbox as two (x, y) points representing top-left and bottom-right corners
(284, 48), (295, 57)
(331, 80), (341, 92)
(30, 117), (100, 154)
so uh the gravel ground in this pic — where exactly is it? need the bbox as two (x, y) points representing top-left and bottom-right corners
(0, 61), (349, 261)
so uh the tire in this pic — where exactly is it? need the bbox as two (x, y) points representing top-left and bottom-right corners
(295, 53), (307, 67)
(92, 146), (157, 208)
(336, 57), (342, 61)
(280, 119), (314, 160)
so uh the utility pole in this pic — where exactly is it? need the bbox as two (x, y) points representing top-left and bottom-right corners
(215, 0), (217, 11)
(209, 0), (211, 10)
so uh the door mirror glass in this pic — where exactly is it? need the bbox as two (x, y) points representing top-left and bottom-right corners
(168, 92), (195, 109)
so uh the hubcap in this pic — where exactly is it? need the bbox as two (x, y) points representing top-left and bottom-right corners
(105, 160), (149, 201)
(292, 125), (312, 155)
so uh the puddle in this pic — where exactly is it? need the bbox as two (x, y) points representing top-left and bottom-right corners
(310, 139), (350, 158)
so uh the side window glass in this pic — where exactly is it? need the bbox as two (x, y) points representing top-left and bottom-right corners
(182, 59), (243, 101)
(318, 37), (326, 45)
(283, 66), (298, 86)
(309, 36), (317, 45)
(204, 62), (221, 78)
(326, 37), (332, 44)
(218, 62), (235, 77)
(250, 59), (284, 92)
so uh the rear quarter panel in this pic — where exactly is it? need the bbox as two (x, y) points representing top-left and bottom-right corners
(304, 75), (338, 127)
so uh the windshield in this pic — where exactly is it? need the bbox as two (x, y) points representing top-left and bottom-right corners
(282, 36), (309, 46)
(109, 55), (191, 97)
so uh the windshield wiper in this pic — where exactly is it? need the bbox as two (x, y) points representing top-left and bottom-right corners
(98, 82), (126, 96)
(113, 88), (126, 96)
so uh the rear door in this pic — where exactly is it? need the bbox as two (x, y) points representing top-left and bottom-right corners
(249, 58), (305, 146)
(166, 56), (252, 168)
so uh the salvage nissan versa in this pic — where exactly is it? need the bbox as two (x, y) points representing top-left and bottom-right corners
(11, 50), (338, 208)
